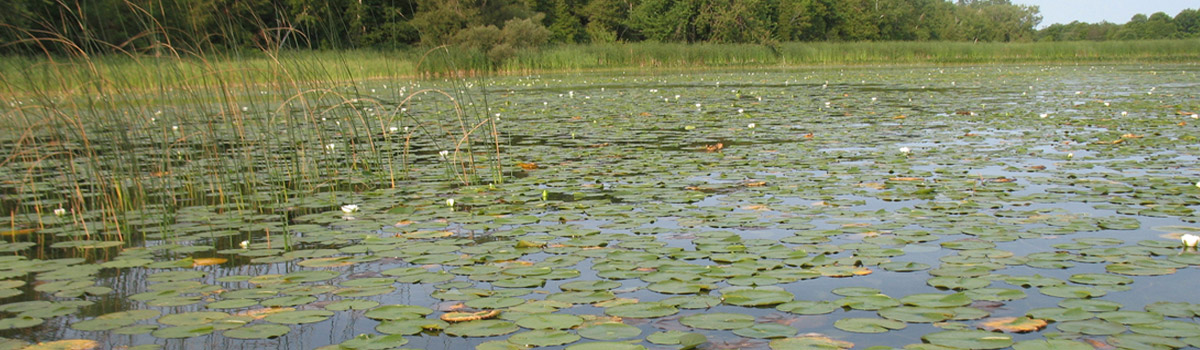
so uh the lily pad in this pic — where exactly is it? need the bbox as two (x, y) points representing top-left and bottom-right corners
(921, 330), (1013, 349)
(833, 318), (906, 333)
(679, 313), (755, 330)
(446, 320), (520, 337)
(223, 324), (291, 339)
(576, 322), (641, 340)
(507, 329), (580, 347)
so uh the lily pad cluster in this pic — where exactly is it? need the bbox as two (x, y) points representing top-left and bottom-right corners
(1, 65), (1199, 349)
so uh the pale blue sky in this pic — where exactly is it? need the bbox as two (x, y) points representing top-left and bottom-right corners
(1013, 0), (1196, 27)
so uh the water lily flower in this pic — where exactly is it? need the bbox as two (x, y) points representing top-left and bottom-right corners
(1067, 153), (1074, 159)
(241, 106), (249, 112)
(446, 198), (455, 208)
(1195, 181), (1199, 189)
(389, 126), (399, 133)
(1039, 113), (1048, 118)
(738, 109), (744, 114)
(239, 240), (249, 249)
(172, 125), (179, 131)
(1182, 234), (1199, 248)
(53, 208), (66, 216)
(439, 150), (450, 159)
(325, 143), (336, 151)
(341, 204), (359, 213)
(1121, 111), (1128, 116)
(747, 123), (756, 129)
(899, 147), (911, 154)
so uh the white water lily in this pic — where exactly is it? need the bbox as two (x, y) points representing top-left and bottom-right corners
(172, 125), (179, 131)
(1195, 181), (1199, 189)
(899, 147), (911, 154)
(1039, 113), (1048, 118)
(341, 204), (359, 213)
(325, 143), (336, 151)
(439, 150), (450, 159)
(239, 240), (249, 249)
(747, 123), (755, 129)
(389, 126), (399, 133)
(1182, 234), (1200, 248)
(1067, 153), (1074, 159)
(446, 198), (455, 208)
(53, 208), (67, 216)
(241, 106), (249, 112)
(738, 109), (744, 114)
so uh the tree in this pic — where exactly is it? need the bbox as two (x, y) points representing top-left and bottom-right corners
(1176, 9), (1200, 37)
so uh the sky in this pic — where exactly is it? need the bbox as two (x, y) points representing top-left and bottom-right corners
(1012, 0), (1196, 27)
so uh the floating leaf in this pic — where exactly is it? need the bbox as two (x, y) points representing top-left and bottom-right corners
(833, 318), (906, 334)
(445, 320), (520, 337)
(769, 335), (853, 350)
(514, 314), (584, 330)
(921, 330), (1012, 349)
(507, 329), (580, 347)
(263, 310), (333, 324)
(603, 302), (678, 318)
(679, 313), (754, 330)
(223, 324), (290, 339)
(720, 286), (794, 306)
(733, 323), (800, 338)
(577, 322), (641, 340)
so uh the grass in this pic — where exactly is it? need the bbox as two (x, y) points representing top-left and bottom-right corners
(5, 40), (1198, 96)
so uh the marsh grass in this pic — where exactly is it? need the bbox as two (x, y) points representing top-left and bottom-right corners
(1, 28), (502, 258)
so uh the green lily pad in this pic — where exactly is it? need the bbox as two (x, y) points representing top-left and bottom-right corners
(507, 329), (580, 347)
(733, 323), (800, 338)
(647, 330), (706, 348)
(603, 302), (678, 318)
(514, 314), (584, 330)
(1039, 285), (1107, 298)
(375, 318), (449, 335)
(834, 318), (906, 333)
(921, 330), (1013, 349)
(577, 322), (641, 340)
(446, 320), (520, 337)
(768, 336), (854, 350)
(364, 305), (434, 320)
(325, 299), (380, 311)
(223, 324), (291, 339)
(564, 342), (646, 350)
(679, 313), (755, 330)
(1025, 307), (1094, 322)
(1011, 339), (1094, 350)
(0, 316), (43, 330)
(157, 311), (229, 326)
(1055, 319), (1127, 335)
(263, 310), (333, 324)
(721, 286), (794, 306)
(151, 325), (214, 339)
(777, 300), (838, 315)
(338, 333), (410, 349)
(465, 297), (526, 309)
(878, 306), (955, 323)
(1097, 311), (1163, 325)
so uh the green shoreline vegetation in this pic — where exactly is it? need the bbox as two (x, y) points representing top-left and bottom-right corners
(3, 40), (1199, 95)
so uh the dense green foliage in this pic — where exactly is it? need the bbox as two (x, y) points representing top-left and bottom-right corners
(1037, 9), (1200, 41)
(3, 0), (1046, 55)
(0, 0), (1195, 71)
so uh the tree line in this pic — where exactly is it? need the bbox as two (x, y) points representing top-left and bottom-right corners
(0, 0), (1195, 57)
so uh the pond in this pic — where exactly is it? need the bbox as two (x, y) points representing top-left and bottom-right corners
(1, 64), (1200, 350)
